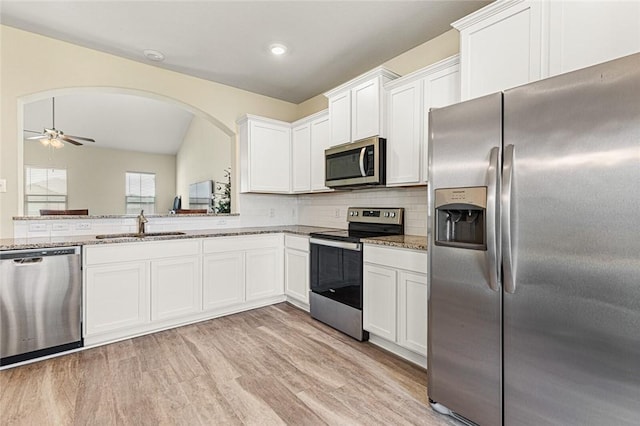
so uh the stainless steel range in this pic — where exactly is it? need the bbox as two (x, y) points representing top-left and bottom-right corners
(309, 207), (404, 341)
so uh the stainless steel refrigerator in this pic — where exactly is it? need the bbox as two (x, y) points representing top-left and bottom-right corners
(427, 53), (640, 426)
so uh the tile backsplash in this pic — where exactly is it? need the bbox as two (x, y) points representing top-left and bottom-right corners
(297, 186), (427, 236)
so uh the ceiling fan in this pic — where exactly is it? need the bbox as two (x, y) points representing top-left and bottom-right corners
(24, 97), (96, 147)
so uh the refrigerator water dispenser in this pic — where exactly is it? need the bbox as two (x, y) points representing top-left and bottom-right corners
(435, 187), (486, 250)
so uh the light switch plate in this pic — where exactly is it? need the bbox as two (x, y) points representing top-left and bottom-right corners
(0, 178), (6, 193)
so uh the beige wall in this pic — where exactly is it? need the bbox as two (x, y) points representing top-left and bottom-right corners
(0, 25), (299, 237)
(24, 142), (176, 215)
(293, 29), (460, 120)
(176, 116), (233, 209)
(382, 29), (460, 76)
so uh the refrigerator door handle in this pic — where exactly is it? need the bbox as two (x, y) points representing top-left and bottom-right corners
(502, 144), (517, 294)
(486, 146), (501, 291)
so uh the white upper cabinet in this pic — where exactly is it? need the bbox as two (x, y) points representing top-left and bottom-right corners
(291, 120), (312, 193)
(309, 111), (332, 192)
(546, 1), (640, 76)
(385, 55), (460, 186)
(238, 115), (291, 193)
(291, 110), (332, 193)
(351, 78), (381, 141)
(325, 67), (399, 145)
(453, 0), (640, 101)
(453, 0), (543, 101)
(327, 91), (352, 145)
(386, 80), (422, 185)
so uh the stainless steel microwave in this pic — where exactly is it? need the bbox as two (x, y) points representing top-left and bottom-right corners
(325, 136), (386, 188)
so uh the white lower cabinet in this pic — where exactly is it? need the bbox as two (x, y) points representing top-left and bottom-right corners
(203, 234), (284, 306)
(363, 244), (428, 365)
(84, 234), (286, 346)
(284, 235), (310, 306)
(397, 271), (428, 355)
(85, 261), (149, 336)
(363, 264), (397, 341)
(202, 251), (244, 311)
(151, 256), (201, 321)
(246, 247), (282, 301)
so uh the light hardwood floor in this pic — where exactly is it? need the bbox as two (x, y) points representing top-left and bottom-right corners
(0, 303), (457, 425)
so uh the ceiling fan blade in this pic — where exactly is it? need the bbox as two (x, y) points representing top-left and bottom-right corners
(59, 135), (83, 146)
(26, 134), (47, 140)
(24, 129), (44, 134)
(65, 135), (96, 143)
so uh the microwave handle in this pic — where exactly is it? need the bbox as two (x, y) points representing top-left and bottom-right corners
(359, 147), (367, 177)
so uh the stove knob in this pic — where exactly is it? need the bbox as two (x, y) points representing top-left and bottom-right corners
(354, 211), (358, 216)
(349, 211), (354, 216)
(390, 212), (396, 218)
(384, 212), (390, 217)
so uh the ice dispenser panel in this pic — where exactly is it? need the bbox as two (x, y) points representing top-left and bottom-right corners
(435, 187), (487, 250)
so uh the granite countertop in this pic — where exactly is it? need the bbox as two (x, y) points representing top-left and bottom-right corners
(361, 234), (427, 251)
(0, 225), (339, 251)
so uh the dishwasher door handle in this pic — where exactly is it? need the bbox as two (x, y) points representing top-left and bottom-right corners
(13, 257), (43, 264)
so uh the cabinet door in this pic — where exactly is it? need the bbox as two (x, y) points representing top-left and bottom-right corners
(85, 262), (149, 336)
(150, 257), (201, 321)
(310, 114), (331, 191)
(202, 251), (245, 311)
(292, 122), (311, 192)
(351, 78), (380, 141)
(547, 1), (640, 76)
(398, 271), (428, 355)
(285, 248), (309, 304)
(458, 1), (543, 100)
(363, 264), (397, 341)
(386, 80), (422, 186)
(248, 120), (291, 192)
(328, 91), (351, 145)
(423, 65), (460, 183)
(246, 248), (283, 301)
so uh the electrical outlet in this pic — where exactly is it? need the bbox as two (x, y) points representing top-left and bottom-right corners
(28, 223), (47, 232)
(335, 208), (340, 218)
(52, 223), (69, 231)
(76, 223), (91, 230)
(269, 208), (275, 218)
(0, 178), (6, 193)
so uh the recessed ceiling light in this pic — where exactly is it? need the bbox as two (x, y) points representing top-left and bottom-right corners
(270, 44), (287, 56)
(143, 49), (165, 62)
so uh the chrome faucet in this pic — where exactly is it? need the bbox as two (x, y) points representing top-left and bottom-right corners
(137, 210), (148, 235)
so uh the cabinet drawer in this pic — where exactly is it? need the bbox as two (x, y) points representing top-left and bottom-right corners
(85, 239), (201, 265)
(364, 245), (427, 274)
(203, 234), (283, 254)
(285, 235), (309, 252)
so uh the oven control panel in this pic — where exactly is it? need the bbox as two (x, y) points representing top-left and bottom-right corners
(347, 207), (403, 225)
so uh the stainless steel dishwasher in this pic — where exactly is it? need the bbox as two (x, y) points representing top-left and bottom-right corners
(1, 246), (82, 366)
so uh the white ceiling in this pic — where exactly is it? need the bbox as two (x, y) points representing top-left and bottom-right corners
(24, 94), (194, 154)
(1, 0), (489, 104)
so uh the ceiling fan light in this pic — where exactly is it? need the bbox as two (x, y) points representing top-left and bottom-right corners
(50, 138), (64, 149)
(39, 138), (51, 147)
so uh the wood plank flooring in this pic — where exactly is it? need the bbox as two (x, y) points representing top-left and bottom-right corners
(0, 303), (458, 425)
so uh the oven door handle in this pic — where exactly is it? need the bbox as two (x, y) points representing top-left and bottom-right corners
(310, 238), (362, 251)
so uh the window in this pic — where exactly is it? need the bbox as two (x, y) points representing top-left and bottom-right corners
(24, 167), (68, 216)
(125, 172), (156, 214)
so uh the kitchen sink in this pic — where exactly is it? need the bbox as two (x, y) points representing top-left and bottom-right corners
(95, 231), (186, 239)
